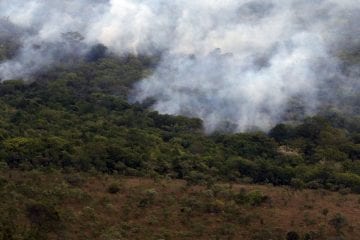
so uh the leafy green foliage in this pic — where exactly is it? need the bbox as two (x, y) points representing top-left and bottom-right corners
(0, 49), (359, 192)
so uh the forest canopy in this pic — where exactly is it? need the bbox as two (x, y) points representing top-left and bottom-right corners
(0, 46), (359, 193)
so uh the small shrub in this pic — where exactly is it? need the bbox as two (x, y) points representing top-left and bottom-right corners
(306, 181), (323, 189)
(329, 213), (347, 235)
(239, 177), (253, 184)
(216, 223), (236, 237)
(26, 202), (61, 233)
(210, 184), (232, 198)
(0, 177), (8, 189)
(291, 178), (305, 190)
(82, 206), (96, 220)
(0, 161), (9, 170)
(191, 222), (206, 237)
(64, 174), (85, 187)
(107, 183), (121, 194)
(247, 191), (270, 207)
(145, 188), (157, 198)
(138, 189), (157, 208)
(303, 231), (316, 240)
(321, 208), (329, 220)
(252, 228), (282, 240)
(303, 204), (313, 210)
(234, 190), (270, 206)
(185, 171), (209, 186)
(205, 199), (225, 214)
(286, 231), (300, 240)
(234, 188), (248, 205)
(0, 217), (16, 240)
(303, 212), (316, 226)
(339, 187), (351, 195)
(237, 214), (253, 226)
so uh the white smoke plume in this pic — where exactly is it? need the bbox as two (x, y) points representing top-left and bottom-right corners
(0, 0), (359, 132)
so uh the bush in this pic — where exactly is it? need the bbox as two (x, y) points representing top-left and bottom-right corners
(286, 231), (300, 240)
(252, 228), (283, 240)
(138, 189), (157, 208)
(64, 174), (85, 187)
(290, 178), (305, 190)
(205, 200), (225, 214)
(303, 231), (316, 240)
(107, 183), (122, 194)
(247, 191), (270, 207)
(0, 161), (8, 170)
(329, 213), (347, 235)
(234, 190), (270, 207)
(185, 171), (209, 186)
(339, 187), (351, 195)
(26, 202), (61, 233)
(0, 177), (8, 189)
(306, 181), (323, 190)
(335, 173), (360, 192)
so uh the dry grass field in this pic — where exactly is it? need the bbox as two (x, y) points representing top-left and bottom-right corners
(1, 170), (360, 240)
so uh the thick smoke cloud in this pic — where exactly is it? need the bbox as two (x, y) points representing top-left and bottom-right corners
(0, 0), (359, 132)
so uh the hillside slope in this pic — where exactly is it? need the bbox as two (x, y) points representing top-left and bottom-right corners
(0, 55), (359, 191)
(1, 170), (360, 240)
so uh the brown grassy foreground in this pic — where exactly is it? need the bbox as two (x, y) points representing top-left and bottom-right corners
(1, 170), (360, 240)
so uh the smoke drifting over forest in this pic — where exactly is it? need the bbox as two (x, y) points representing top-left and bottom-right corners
(0, 0), (359, 132)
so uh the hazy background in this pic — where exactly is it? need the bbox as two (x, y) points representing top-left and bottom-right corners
(0, 0), (359, 132)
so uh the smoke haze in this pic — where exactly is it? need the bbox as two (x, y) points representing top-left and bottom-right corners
(0, 0), (359, 132)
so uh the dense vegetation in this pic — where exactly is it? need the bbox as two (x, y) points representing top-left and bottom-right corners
(0, 38), (359, 239)
(0, 46), (359, 194)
